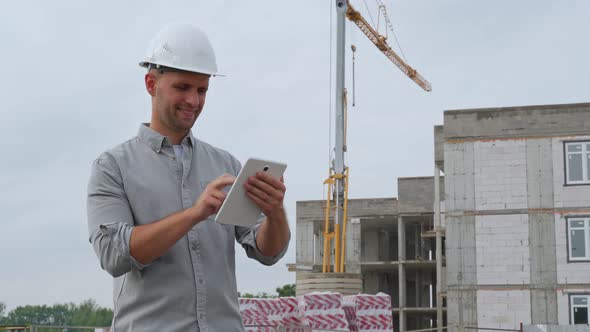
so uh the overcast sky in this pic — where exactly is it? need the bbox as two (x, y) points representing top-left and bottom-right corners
(1, 0), (589, 311)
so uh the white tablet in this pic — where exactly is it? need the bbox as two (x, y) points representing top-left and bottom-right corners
(215, 158), (287, 227)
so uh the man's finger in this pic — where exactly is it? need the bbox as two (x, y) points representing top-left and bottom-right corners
(255, 172), (286, 192)
(245, 182), (271, 203)
(245, 191), (271, 212)
(204, 195), (223, 211)
(210, 190), (227, 201)
(248, 175), (282, 198)
(210, 174), (235, 190)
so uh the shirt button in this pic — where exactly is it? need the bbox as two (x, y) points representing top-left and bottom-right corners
(199, 279), (204, 284)
(191, 244), (197, 251)
(199, 313), (205, 319)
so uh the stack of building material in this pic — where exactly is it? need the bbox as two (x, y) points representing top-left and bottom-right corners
(350, 293), (394, 332)
(278, 296), (303, 327)
(239, 292), (393, 331)
(239, 298), (276, 331)
(342, 295), (359, 331)
(256, 298), (284, 325)
(298, 292), (350, 331)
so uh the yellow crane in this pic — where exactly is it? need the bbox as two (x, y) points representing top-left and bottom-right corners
(346, 1), (432, 91)
(322, 0), (431, 274)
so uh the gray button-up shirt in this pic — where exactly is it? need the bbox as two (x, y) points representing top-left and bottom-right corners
(87, 124), (289, 331)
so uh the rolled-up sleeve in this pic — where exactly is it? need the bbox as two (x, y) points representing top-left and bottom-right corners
(235, 217), (290, 266)
(87, 154), (149, 277)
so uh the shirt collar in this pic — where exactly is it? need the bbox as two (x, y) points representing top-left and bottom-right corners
(138, 123), (195, 153)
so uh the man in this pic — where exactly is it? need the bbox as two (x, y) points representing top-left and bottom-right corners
(86, 23), (290, 331)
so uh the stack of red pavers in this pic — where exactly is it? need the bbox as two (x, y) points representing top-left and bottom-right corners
(342, 296), (359, 331)
(298, 292), (350, 331)
(278, 296), (304, 331)
(343, 293), (394, 332)
(239, 292), (394, 331)
(239, 298), (277, 332)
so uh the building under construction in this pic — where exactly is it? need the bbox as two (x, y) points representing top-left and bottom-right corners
(294, 102), (590, 332)
(295, 179), (445, 331)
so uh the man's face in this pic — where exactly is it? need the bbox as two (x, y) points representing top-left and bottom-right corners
(147, 70), (210, 134)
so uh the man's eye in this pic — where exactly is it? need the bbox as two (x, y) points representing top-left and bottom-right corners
(198, 89), (208, 95)
(175, 86), (188, 91)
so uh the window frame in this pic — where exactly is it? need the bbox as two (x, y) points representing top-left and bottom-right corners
(570, 293), (590, 325)
(566, 216), (590, 262)
(564, 141), (590, 186)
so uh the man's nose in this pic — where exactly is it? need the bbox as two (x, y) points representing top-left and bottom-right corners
(186, 92), (199, 108)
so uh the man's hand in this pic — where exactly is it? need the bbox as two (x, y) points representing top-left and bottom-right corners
(246, 173), (289, 257)
(189, 174), (235, 224)
(244, 172), (286, 221)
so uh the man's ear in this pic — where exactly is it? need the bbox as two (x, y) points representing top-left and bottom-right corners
(145, 72), (157, 97)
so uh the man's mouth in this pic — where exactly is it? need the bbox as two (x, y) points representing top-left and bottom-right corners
(178, 108), (196, 119)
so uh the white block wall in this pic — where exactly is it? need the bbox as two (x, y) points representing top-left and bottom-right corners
(556, 289), (590, 325)
(555, 214), (590, 284)
(552, 135), (590, 208)
(474, 140), (528, 210)
(477, 290), (531, 329)
(557, 291), (570, 325)
(296, 222), (314, 264)
(446, 134), (590, 328)
(476, 215), (530, 284)
(445, 142), (475, 211)
(551, 136), (590, 285)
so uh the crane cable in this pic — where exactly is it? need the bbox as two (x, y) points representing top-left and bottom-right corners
(351, 44), (356, 107)
(359, 0), (411, 64)
(362, 0), (377, 28)
(378, 0), (409, 63)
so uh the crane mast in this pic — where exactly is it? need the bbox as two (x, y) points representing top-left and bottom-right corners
(322, 0), (431, 274)
(322, 0), (348, 274)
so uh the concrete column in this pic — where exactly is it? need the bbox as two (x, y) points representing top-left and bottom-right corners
(526, 139), (558, 323)
(445, 141), (477, 332)
(435, 165), (443, 332)
(346, 218), (362, 273)
(314, 225), (322, 265)
(398, 216), (406, 332)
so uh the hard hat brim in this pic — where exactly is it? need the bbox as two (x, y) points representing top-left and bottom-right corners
(139, 61), (225, 77)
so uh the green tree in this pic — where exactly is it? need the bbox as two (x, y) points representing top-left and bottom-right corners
(238, 292), (276, 298)
(0, 302), (6, 325)
(276, 284), (296, 297)
(69, 299), (112, 326)
(49, 303), (70, 325)
(0, 299), (112, 328)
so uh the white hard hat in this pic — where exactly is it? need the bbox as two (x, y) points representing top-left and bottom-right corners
(139, 23), (223, 76)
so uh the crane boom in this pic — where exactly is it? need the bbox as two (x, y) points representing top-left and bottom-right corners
(346, 1), (432, 92)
